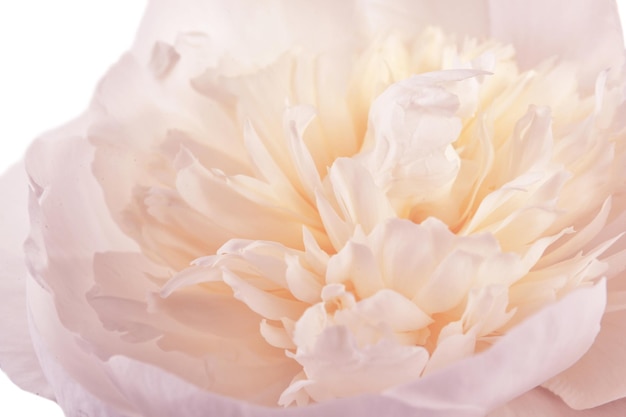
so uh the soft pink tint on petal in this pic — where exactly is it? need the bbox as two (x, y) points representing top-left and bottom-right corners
(132, 0), (362, 70)
(363, 0), (490, 40)
(24, 119), (151, 412)
(364, 0), (624, 91)
(100, 280), (606, 417)
(29, 312), (129, 417)
(489, 387), (626, 417)
(489, 0), (625, 91)
(0, 162), (52, 399)
(543, 308), (626, 409)
(384, 281), (606, 415)
(106, 354), (483, 417)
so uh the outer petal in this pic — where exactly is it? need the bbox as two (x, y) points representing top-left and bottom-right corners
(542, 308), (626, 409)
(25, 118), (141, 413)
(489, 0), (625, 91)
(489, 387), (626, 417)
(29, 312), (128, 417)
(364, 0), (624, 91)
(384, 280), (607, 415)
(82, 279), (606, 417)
(132, 0), (363, 70)
(105, 355), (438, 417)
(0, 162), (52, 398)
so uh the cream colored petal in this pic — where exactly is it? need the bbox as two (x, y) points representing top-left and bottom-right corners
(223, 270), (307, 321)
(260, 319), (296, 350)
(362, 72), (473, 213)
(370, 218), (453, 299)
(349, 289), (432, 332)
(414, 248), (484, 314)
(325, 158), (396, 235)
(285, 255), (323, 304)
(326, 240), (385, 299)
(289, 326), (429, 403)
(174, 151), (305, 248)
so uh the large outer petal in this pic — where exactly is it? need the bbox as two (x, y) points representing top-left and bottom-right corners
(489, 387), (626, 417)
(0, 162), (53, 399)
(131, 0), (363, 69)
(542, 308), (626, 409)
(24, 117), (140, 413)
(134, 0), (625, 85)
(57, 280), (606, 417)
(364, 0), (624, 91)
(488, 0), (624, 91)
(384, 281), (606, 414)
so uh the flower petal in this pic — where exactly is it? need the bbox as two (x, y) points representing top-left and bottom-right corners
(0, 162), (53, 399)
(133, 0), (362, 71)
(489, 387), (626, 417)
(365, 0), (624, 91)
(106, 354), (445, 417)
(489, 0), (625, 91)
(543, 308), (626, 409)
(384, 280), (607, 415)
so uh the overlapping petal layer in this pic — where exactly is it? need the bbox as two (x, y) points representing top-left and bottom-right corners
(1, 0), (626, 416)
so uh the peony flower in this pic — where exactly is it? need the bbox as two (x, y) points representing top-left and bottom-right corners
(2, 0), (626, 415)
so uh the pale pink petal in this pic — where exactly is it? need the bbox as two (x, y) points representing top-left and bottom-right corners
(385, 280), (607, 415)
(24, 120), (139, 408)
(363, 0), (490, 40)
(133, 0), (363, 73)
(365, 0), (625, 90)
(489, 0), (625, 91)
(489, 387), (626, 417)
(29, 320), (129, 417)
(543, 308), (626, 409)
(106, 354), (446, 417)
(0, 162), (52, 398)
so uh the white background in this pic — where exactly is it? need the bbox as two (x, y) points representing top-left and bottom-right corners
(1, 1), (626, 416)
